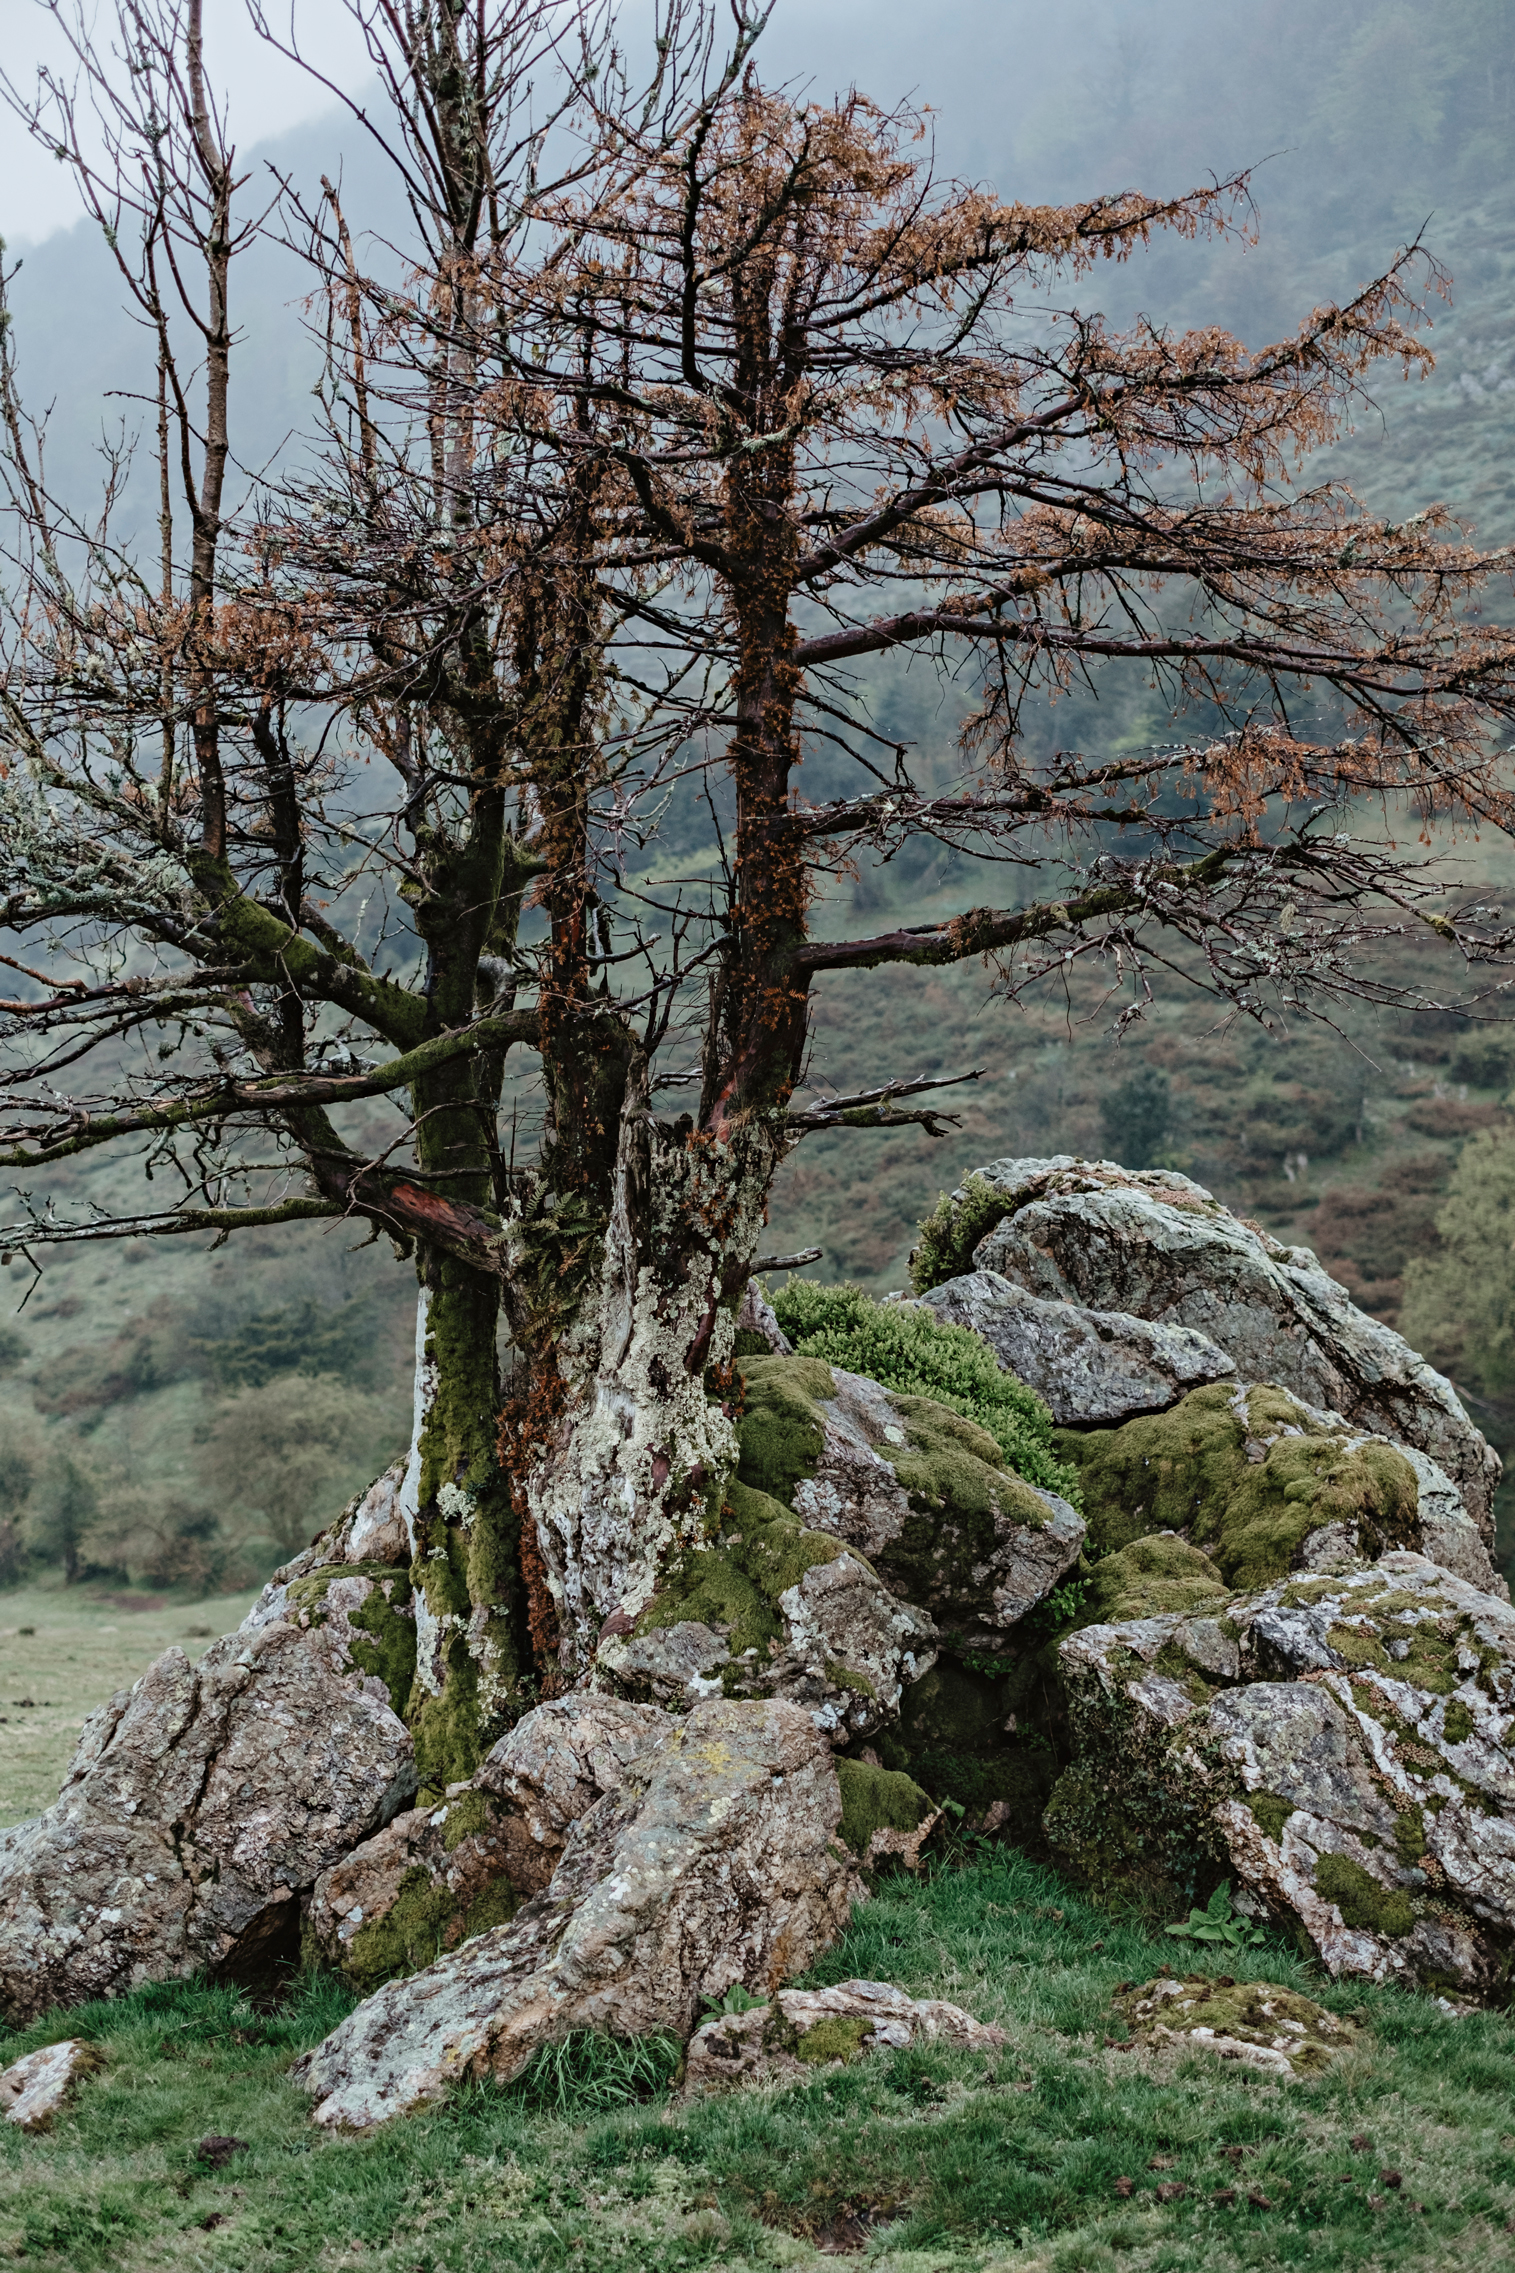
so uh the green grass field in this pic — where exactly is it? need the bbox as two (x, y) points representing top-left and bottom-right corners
(0, 1848), (1509, 2272)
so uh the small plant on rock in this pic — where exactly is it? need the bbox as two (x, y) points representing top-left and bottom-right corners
(1165, 1881), (1267, 1953)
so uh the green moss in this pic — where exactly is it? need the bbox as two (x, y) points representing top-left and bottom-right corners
(441, 1788), (495, 1852)
(1313, 1852), (1417, 1936)
(824, 1662), (877, 1698)
(795, 2016), (870, 2065)
(731, 1356), (835, 1504)
(1112, 1976), (1363, 2076)
(1246, 1790), (1295, 1844)
(767, 1280), (1079, 1502)
(835, 1756), (933, 1859)
(907, 1173), (1017, 1293)
(409, 1627), (483, 1801)
(1327, 1619), (1460, 1694)
(1060, 1383), (1421, 1588)
(341, 1866), (464, 1996)
(1078, 1534), (1230, 1628)
(1393, 1804), (1428, 1866)
(345, 1577), (418, 1719)
(1444, 1697), (1475, 1744)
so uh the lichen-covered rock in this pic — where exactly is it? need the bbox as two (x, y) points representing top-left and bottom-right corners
(344, 1462), (410, 1566)
(291, 1698), (860, 2128)
(739, 1357), (1085, 1652)
(0, 1604), (416, 2023)
(1112, 1976), (1363, 2078)
(686, 1977), (1004, 2093)
(0, 2039), (105, 2129)
(308, 1697), (667, 1992)
(944, 1155), (1499, 1540)
(1047, 1551), (1515, 1996)
(1060, 1382), (1499, 1594)
(599, 1481), (938, 1742)
(915, 1268), (1235, 1424)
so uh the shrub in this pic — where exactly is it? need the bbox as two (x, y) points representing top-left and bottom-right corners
(908, 1172), (1015, 1293)
(770, 1279), (1079, 1503)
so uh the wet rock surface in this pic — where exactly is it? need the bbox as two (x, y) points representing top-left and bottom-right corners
(0, 1600), (416, 2023)
(292, 1698), (860, 2128)
(916, 1268), (1235, 1425)
(1048, 1552), (1515, 1995)
(685, 1977), (1004, 2093)
(1112, 1976), (1363, 2078)
(308, 1698), (666, 1992)
(951, 1156), (1499, 1539)
(0, 2039), (104, 2129)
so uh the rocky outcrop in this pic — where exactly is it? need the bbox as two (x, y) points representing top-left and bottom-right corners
(740, 1357), (1085, 1651)
(291, 1698), (859, 2128)
(1111, 1976), (1363, 2078)
(1046, 1551), (1515, 1996)
(307, 1697), (665, 1992)
(929, 1156), (1498, 1539)
(0, 2039), (104, 2129)
(915, 1268), (1235, 1424)
(1061, 1381), (1500, 1595)
(685, 1978), (1004, 2093)
(0, 1593), (416, 2023)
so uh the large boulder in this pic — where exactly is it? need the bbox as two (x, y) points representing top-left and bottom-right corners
(291, 1697), (860, 2128)
(306, 1697), (665, 1992)
(1046, 1551), (1515, 1996)
(1060, 1382), (1500, 1594)
(926, 1156), (1499, 1539)
(915, 1268), (1235, 1425)
(0, 1582), (417, 2023)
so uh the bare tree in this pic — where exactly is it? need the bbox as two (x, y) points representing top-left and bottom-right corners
(3, 10), (1515, 1788)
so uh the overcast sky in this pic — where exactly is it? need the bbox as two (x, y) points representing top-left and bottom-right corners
(0, 0), (1111, 247)
(0, 0), (371, 243)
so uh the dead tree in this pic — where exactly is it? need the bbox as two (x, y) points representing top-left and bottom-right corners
(4, 14), (1515, 1785)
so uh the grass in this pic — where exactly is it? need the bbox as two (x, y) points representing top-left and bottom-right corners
(1, 1848), (1511, 2271)
(0, 1582), (263, 1827)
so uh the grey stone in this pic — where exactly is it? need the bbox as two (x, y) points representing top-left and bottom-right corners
(291, 1698), (860, 2128)
(960, 1156), (1499, 1538)
(1051, 1552), (1515, 1996)
(307, 1699), (668, 1989)
(0, 1600), (416, 2023)
(345, 1462), (410, 1565)
(795, 1365), (1085, 1649)
(915, 1268), (1235, 1423)
(685, 1978), (1004, 2093)
(0, 2039), (104, 2129)
(735, 1279), (792, 1355)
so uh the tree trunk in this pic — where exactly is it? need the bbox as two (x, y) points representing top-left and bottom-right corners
(516, 1063), (787, 1672)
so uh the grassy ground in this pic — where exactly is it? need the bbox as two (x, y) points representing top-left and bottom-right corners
(0, 1582), (262, 1828)
(0, 1848), (1509, 2271)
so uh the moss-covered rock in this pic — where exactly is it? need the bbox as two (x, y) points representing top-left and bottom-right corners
(735, 1355), (1085, 1653)
(1113, 1975), (1364, 2078)
(1058, 1382), (1424, 1589)
(1044, 1550), (1515, 2000)
(834, 1756), (934, 1862)
(280, 1563), (417, 1719)
(1078, 1534), (1230, 1626)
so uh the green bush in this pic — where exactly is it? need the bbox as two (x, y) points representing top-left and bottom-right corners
(769, 1279), (1079, 1504)
(907, 1172), (1014, 1292)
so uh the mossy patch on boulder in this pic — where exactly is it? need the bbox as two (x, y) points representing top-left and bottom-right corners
(1058, 1383), (1421, 1588)
(1078, 1534), (1230, 1627)
(731, 1357), (835, 1505)
(1113, 1974), (1364, 2077)
(835, 1756), (934, 1860)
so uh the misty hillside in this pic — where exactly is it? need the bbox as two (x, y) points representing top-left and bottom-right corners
(4, 0), (1515, 1597)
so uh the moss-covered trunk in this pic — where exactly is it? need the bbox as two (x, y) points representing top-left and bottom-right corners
(515, 1068), (787, 1674)
(399, 1261), (527, 1795)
